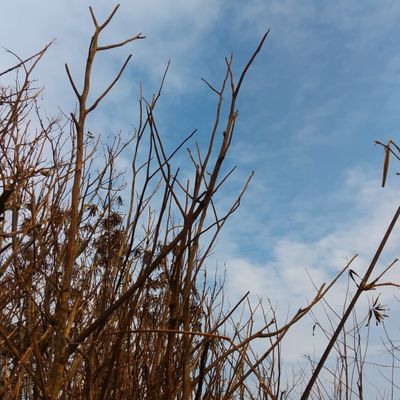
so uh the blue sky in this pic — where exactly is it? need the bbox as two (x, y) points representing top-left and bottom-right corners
(2, 0), (400, 394)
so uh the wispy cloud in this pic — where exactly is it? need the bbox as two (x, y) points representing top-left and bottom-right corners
(217, 168), (400, 368)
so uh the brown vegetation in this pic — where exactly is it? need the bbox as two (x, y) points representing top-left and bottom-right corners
(1, 5), (399, 399)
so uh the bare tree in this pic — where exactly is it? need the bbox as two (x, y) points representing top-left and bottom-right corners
(1, 5), (399, 400)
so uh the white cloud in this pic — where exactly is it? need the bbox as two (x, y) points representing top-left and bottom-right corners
(0, 1), (223, 111)
(216, 168), (400, 373)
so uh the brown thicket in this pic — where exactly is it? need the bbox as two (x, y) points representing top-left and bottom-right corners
(1, 5), (399, 399)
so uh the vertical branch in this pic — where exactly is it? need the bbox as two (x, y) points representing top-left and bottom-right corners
(48, 6), (143, 398)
